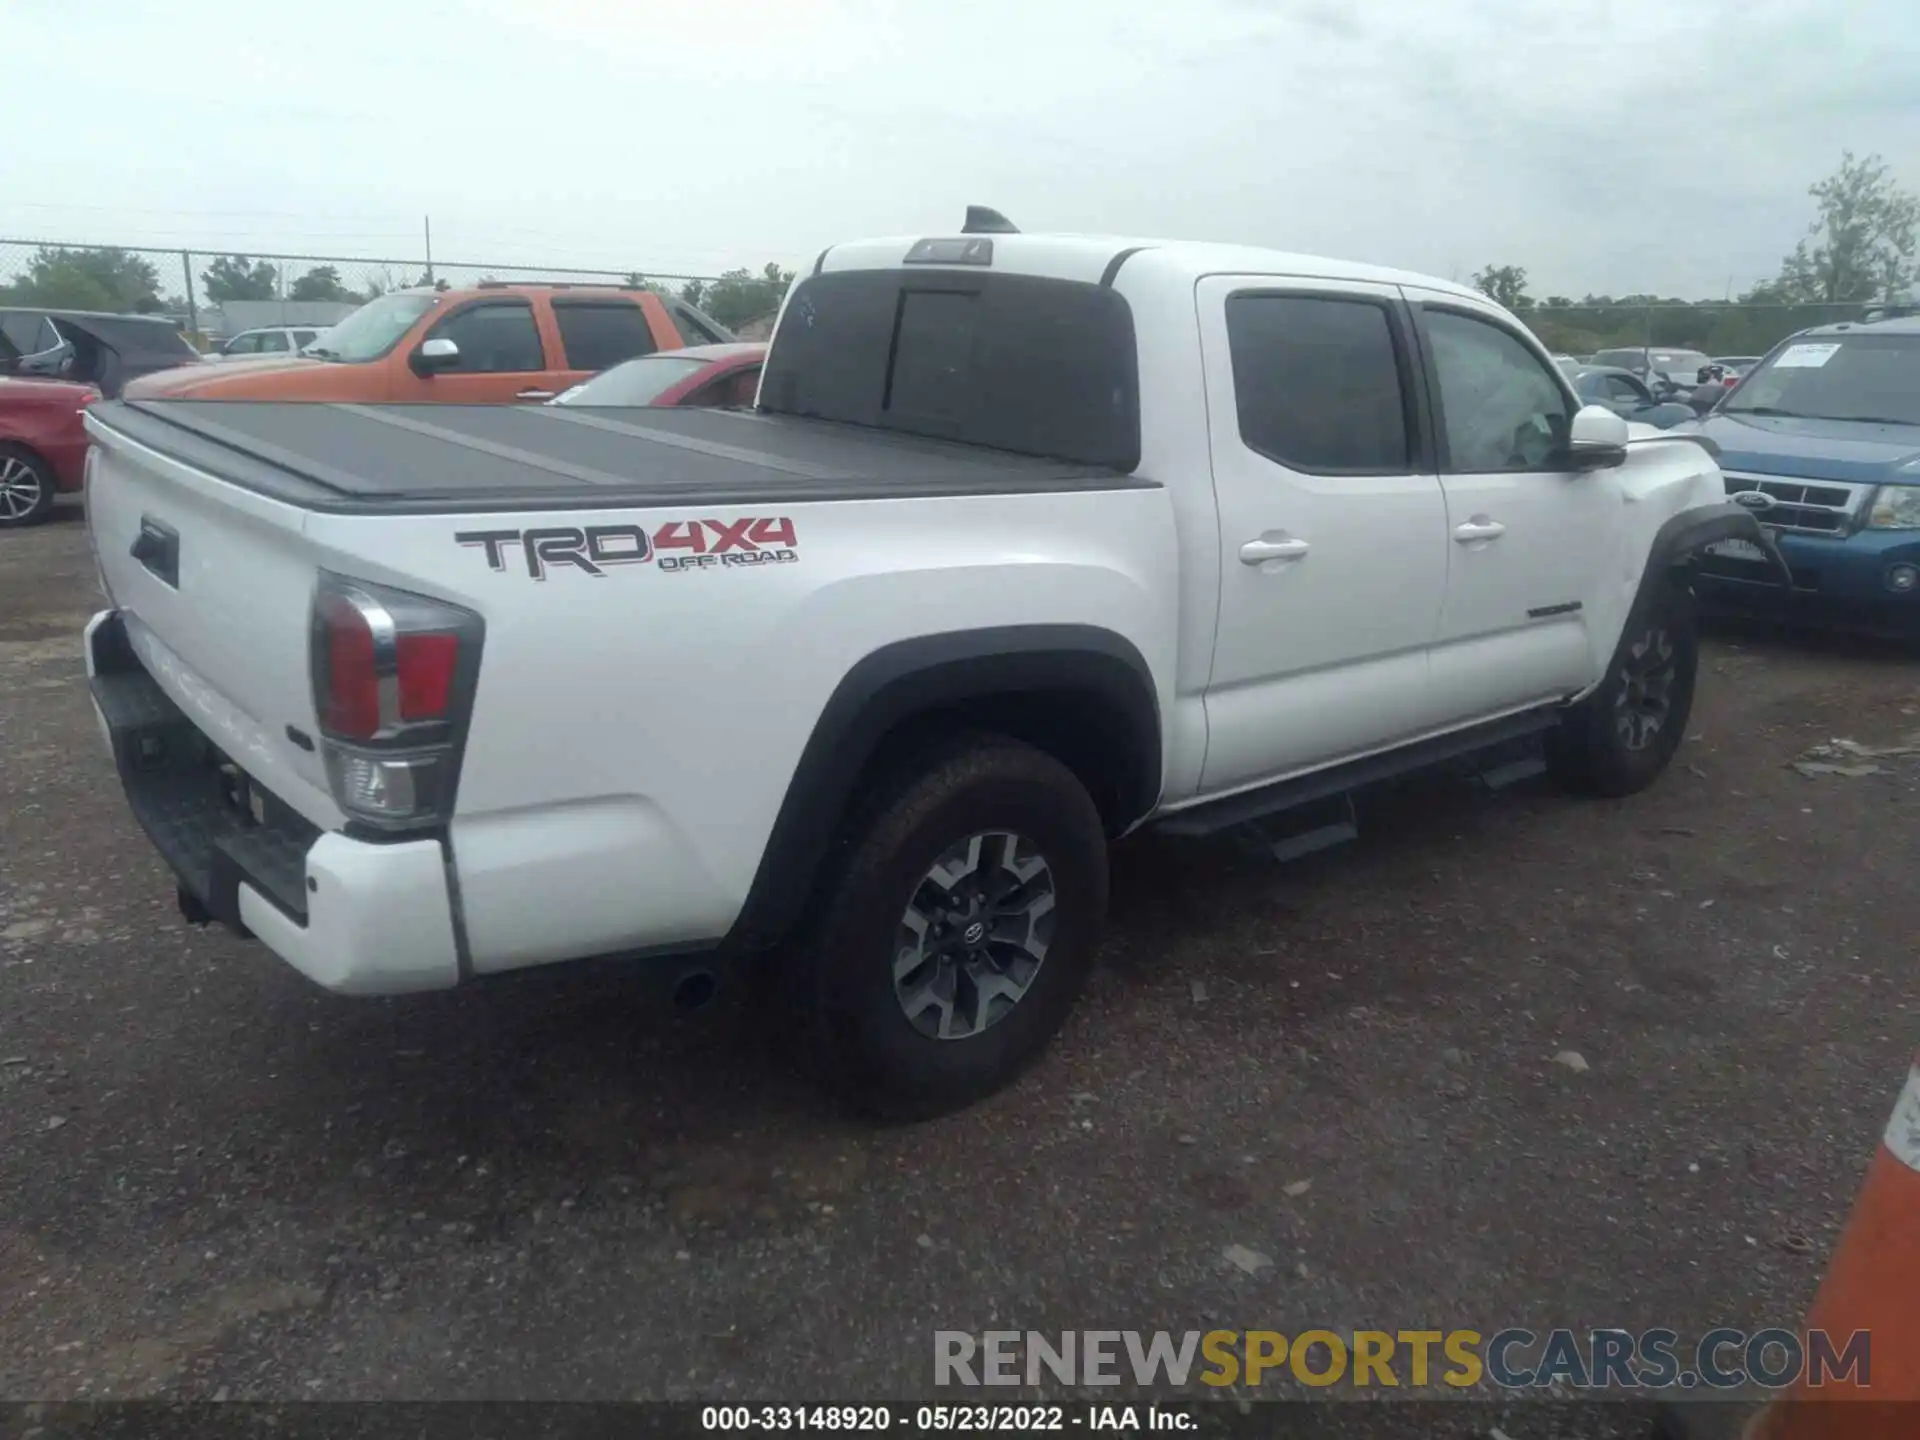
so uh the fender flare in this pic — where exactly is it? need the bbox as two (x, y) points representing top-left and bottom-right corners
(1622, 500), (1791, 637)
(723, 624), (1162, 951)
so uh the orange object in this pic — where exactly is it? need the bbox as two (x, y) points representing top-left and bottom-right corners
(127, 283), (727, 405)
(1743, 1057), (1920, 1440)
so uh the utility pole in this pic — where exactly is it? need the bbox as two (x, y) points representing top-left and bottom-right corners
(180, 251), (198, 340)
(424, 215), (434, 285)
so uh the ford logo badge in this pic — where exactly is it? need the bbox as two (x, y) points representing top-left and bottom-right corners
(1733, 490), (1776, 511)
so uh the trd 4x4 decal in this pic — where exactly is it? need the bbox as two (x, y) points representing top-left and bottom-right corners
(456, 517), (799, 579)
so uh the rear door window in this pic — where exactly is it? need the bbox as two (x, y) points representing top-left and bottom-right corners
(669, 299), (731, 345)
(427, 301), (545, 373)
(258, 331), (291, 352)
(553, 301), (656, 371)
(1223, 293), (1412, 473)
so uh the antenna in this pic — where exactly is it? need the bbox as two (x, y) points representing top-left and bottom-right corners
(961, 206), (1019, 235)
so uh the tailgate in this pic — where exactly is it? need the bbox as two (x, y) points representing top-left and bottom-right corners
(85, 413), (339, 826)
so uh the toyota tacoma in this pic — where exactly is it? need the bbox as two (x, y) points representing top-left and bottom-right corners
(81, 210), (1782, 1116)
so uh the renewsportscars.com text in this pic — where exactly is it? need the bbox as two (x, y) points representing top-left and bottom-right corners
(934, 1328), (1870, 1391)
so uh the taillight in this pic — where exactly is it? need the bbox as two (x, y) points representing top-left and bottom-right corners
(397, 633), (458, 720)
(317, 589), (380, 738)
(310, 574), (483, 832)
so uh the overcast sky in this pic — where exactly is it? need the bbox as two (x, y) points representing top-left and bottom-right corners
(9, 0), (1919, 297)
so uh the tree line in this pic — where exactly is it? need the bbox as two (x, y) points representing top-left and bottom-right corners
(0, 249), (797, 332)
(1473, 151), (1918, 356)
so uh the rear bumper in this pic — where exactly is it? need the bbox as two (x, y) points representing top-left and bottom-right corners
(1693, 529), (1920, 635)
(85, 609), (462, 995)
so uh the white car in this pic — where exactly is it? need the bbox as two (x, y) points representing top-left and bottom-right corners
(208, 325), (327, 360)
(80, 212), (1781, 1116)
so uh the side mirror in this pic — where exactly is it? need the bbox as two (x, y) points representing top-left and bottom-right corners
(1687, 387), (1721, 415)
(410, 336), (460, 376)
(1566, 403), (1630, 470)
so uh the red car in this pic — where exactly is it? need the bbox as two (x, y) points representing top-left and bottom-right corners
(549, 342), (766, 409)
(0, 377), (97, 528)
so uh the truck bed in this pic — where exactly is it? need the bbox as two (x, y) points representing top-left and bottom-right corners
(90, 400), (1156, 514)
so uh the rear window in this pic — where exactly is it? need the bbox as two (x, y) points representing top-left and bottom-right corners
(759, 270), (1139, 469)
(1649, 350), (1709, 377)
(553, 301), (656, 371)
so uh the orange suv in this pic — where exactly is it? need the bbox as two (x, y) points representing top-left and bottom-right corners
(126, 283), (732, 404)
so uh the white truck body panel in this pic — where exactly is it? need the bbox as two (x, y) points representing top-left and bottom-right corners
(84, 417), (1179, 974)
(309, 487), (1179, 971)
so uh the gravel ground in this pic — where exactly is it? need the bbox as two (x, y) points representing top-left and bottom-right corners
(3, 504), (1917, 1426)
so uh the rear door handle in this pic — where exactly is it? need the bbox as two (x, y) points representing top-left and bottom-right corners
(1453, 519), (1506, 543)
(515, 388), (555, 402)
(1240, 536), (1311, 565)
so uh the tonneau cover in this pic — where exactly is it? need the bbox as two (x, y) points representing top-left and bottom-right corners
(88, 400), (1155, 514)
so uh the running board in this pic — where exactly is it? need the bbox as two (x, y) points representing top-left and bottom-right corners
(1479, 755), (1549, 791)
(1156, 707), (1562, 839)
(1234, 794), (1359, 864)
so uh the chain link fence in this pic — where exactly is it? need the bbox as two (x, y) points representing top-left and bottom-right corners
(1520, 299), (1882, 361)
(0, 236), (1897, 357)
(0, 239), (727, 346)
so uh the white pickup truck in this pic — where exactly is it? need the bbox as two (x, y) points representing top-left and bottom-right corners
(81, 211), (1783, 1116)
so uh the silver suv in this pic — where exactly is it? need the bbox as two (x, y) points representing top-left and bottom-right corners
(1590, 347), (1712, 393)
(211, 325), (326, 360)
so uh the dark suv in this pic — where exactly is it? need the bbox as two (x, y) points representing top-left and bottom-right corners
(0, 308), (202, 397)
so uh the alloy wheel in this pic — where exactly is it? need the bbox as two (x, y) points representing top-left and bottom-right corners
(0, 457), (44, 521)
(1614, 626), (1677, 751)
(893, 830), (1056, 1041)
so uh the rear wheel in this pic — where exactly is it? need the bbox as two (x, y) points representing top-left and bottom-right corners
(794, 736), (1109, 1119)
(1549, 580), (1698, 797)
(0, 446), (55, 529)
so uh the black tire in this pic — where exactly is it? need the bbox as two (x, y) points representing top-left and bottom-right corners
(1549, 580), (1699, 797)
(793, 735), (1110, 1120)
(0, 445), (56, 529)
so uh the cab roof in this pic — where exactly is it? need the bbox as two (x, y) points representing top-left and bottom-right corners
(816, 231), (1483, 300)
